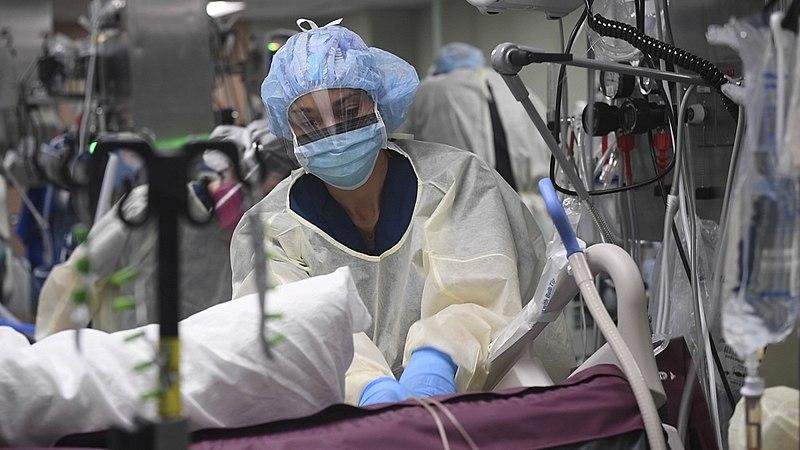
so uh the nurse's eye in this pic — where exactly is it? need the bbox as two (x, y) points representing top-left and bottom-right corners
(340, 105), (360, 120)
(299, 117), (321, 130)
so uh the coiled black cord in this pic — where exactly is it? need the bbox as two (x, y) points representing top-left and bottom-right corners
(584, 0), (739, 119)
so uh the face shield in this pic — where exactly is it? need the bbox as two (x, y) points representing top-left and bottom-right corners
(284, 88), (388, 190)
(288, 88), (378, 144)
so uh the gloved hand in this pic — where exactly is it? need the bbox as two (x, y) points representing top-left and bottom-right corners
(399, 347), (457, 398)
(358, 376), (411, 406)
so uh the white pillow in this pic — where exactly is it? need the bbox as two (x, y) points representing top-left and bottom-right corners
(0, 267), (370, 446)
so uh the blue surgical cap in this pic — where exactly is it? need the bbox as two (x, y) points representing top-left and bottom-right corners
(261, 22), (420, 140)
(432, 43), (486, 75)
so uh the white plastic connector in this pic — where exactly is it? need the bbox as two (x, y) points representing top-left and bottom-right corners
(687, 104), (707, 124)
(741, 376), (766, 398)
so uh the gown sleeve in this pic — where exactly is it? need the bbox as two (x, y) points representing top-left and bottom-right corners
(403, 160), (552, 391)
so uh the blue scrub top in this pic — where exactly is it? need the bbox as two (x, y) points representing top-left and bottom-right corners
(289, 150), (417, 256)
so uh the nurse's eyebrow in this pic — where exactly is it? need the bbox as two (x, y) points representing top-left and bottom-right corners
(293, 105), (316, 115)
(332, 92), (362, 110)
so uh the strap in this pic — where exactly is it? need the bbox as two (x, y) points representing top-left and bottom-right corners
(296, 18), (343, 31)
(486, 82), (518, 190)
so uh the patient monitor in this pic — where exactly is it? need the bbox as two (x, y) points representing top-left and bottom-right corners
(466, 0), (583, 18)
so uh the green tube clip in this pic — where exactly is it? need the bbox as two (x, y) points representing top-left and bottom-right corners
(112, 296), (137, 310)
(72, 224), (90, 245)
(269, 334), (286, 346)
(109, 267), (139, 286)
(75, 257), (91, 275)
(71, 289), (89, 304)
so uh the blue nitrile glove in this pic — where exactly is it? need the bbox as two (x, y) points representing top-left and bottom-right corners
(358, 377), (412, 406)
(399, 347), (458, 398)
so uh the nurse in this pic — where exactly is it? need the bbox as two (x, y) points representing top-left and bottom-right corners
(404, 42), (553, 231)
(231, 19), (571, 405)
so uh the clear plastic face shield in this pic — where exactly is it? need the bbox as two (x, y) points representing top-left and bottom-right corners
(284, 88), (388, 190)
(287, 88), (378, 144)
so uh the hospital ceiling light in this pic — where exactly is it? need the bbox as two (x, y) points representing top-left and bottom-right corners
(207, 1), (246, 18)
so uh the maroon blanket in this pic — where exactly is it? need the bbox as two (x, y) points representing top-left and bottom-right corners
(189, 364), (645, 450)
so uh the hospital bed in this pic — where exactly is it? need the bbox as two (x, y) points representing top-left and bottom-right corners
(59, 365), (654, 449)
(53, 183), (682, 450)
(54, 240), (679, 449)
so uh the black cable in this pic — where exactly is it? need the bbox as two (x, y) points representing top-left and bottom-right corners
(549, 146), (676, 196)
(584, 0), (738, 119)
(552, 1), (685, 203)
(647, 66), (738, 415)
(549, 9), (587, 197)
(648, 93), (737, 413)
(646, 131), (692, 282)
(784, 0), (800, 32)
(550, 4), (677, 198)
(635, 0), (673, 125)
(549, 56), (674, 199)
(661, 1), (676, 46)
(635, 0), (645, 33)
(646, 132), (736, 411)
(647, 131), (668, 199)
(710, 334), (737, 408)
(763, 0), (782, 22)
(553, 9), (588, 144)
(550, 55), (677, 196)
(763, 0), (800, 31)
(579, 0), (737, 410)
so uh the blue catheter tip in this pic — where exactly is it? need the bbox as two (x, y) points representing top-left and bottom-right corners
(538, 178), (582, 256)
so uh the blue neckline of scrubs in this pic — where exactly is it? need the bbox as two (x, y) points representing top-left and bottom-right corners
(289, 149), (417, 256)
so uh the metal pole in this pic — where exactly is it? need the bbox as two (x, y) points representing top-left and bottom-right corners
(157, 213), (181, 417)
(96, 136), (191, 450)
(515, 46), (710, 86)
(499, 73), (620, 246)
(563, 55), (707, 86)
(583, 39), (596, 190)
(431, 0), (443, 57)
(153, 158), (182, 421)
(558, 19), (569, 147)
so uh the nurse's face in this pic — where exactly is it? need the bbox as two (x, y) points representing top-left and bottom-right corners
(287, 88), (375, 144)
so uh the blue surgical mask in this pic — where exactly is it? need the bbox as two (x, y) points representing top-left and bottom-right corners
(293, 110), (387, 190)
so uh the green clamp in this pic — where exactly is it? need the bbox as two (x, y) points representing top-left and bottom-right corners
(72, 224), (90, 245)
(112, 296), (137, 311)
(109, 266), (139, 286)
(75, 257), (91, 274)
(71, 289), (89, 304)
